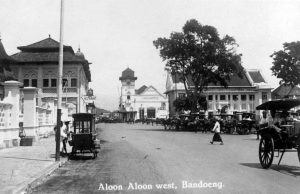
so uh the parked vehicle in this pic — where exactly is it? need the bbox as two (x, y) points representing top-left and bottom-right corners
(256, 99), (300, 169)
(69, 113), (99, 159)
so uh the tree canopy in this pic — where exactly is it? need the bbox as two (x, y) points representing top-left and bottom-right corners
(270, 41), (300, 86)
(153, 19), (244, 112)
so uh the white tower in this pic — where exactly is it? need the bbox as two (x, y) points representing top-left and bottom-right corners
(119, 68), (137, 111)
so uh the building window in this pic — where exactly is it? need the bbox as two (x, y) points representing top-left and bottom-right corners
(51, 79), (57, 87)
(63, 79), (68, 87)
(215, 95), (218, 101)
(220, 95), (226, 101)
(249, 95), (255, 101)
(139, 108), (144, 120)
(234, 104), (239, 110)
(43, 79), (49, 87)
(241, 95), (247, 101)
(262, 92), (268, 103)
(233, 95), (239, 101)
(228, 95), (231, 100)
(31, 79), (37, 87)
(127, 95), (130, 100)
(71, 78), (77, 87)
(160, 102), (166, 110)
(208, 103), (213, 110)
(23, 79), (29, 87)
(147, 108), (156, 118)
(178, 93), (185, 99)
(208, 95), (213, 101)
(241, 103), (247, 110)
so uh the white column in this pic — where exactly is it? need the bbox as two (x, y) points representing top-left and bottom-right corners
(3, 81), (22, 128)
(22, 87), (38, 128)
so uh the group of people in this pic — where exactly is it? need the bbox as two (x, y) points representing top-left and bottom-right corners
(258, 110), (298, 140)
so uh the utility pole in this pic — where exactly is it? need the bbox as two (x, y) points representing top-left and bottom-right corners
(56, 0), (65, 162)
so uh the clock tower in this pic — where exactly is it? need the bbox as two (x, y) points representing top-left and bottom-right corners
(119, 68), (137, 110)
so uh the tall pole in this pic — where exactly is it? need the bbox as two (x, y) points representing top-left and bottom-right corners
(56, 0), (65, 162)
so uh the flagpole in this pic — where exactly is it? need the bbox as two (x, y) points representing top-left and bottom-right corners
(56, 0), (65, 162)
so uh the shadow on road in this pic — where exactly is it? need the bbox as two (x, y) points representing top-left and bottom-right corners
(240, 163), (300, 177)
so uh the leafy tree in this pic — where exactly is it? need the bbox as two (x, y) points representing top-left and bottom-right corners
(153, 19), (244, 112)
(270, 41), (300, 86)
(173, 94), (207, 113)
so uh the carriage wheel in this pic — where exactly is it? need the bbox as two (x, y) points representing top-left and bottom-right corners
(259, 136), (274, 169)
(297, 145), (300, 162)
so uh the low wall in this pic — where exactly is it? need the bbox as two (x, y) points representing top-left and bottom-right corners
(0, 124), (56, 149)
(0, 127), (19, 149)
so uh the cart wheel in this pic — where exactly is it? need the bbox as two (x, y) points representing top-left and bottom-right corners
(297, 145), (300, 162)
(259, 136), (274, 169)
(92, 150), (97, 159)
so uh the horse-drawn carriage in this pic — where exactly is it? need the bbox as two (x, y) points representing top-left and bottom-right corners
(256, 99), (300, 169)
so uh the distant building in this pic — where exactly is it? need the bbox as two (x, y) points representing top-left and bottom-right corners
(10, 36), (92, 121)
(272, 84), (300, 100)
(165, 69), (272, 118)
(118, 68), (168, 121)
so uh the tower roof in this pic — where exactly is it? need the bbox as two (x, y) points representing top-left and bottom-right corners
(75, 48), (85, 59)
(119, 67), (137, 81)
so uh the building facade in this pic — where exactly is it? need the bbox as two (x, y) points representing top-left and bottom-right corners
(10, 36), (92, 121)
(119, 68), (168, 121)
(165, 69), (272, 119)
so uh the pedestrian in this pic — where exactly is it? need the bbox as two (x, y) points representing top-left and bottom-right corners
(210, 117), (224, 145)
(60, 121), (68, 156)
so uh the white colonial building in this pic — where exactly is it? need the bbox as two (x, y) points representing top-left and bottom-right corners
(10, 36), (92, 121)
(165, 69), (272, 119)
(118, 68), (168, 121)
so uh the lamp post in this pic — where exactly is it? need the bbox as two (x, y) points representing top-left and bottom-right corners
(55, 0), (65, 162)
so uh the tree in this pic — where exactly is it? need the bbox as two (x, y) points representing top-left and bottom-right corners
(270, 41), (300, 86)
(153, 19), (244, 112)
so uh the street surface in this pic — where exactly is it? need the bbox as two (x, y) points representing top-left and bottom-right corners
(31, 123), (300, 194)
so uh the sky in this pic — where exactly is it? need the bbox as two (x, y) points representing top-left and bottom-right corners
(1, 0), (300, 111)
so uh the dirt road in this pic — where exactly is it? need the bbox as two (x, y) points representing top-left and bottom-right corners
(31, 123), (300, 194)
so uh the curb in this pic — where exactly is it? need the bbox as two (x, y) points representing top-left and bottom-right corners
(12, 159), (68, 194)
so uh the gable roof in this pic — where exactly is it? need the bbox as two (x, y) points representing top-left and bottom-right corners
(135, 85), (147, 94)
(248, 70), (266, 83)
(171, 72), (252, 87)
(272, 84), (300, 99)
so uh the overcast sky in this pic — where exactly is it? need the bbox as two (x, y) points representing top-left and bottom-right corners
(1, 0), (300, 111)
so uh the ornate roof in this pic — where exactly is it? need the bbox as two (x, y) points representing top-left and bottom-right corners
(10, 36), (91, 82)
(0, 39), (15, 64)
(17, 36), (74, 53)
(119, 67), (137, 81)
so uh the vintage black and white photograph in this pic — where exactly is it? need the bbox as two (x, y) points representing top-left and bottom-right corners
(0, 0), (300, 193)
